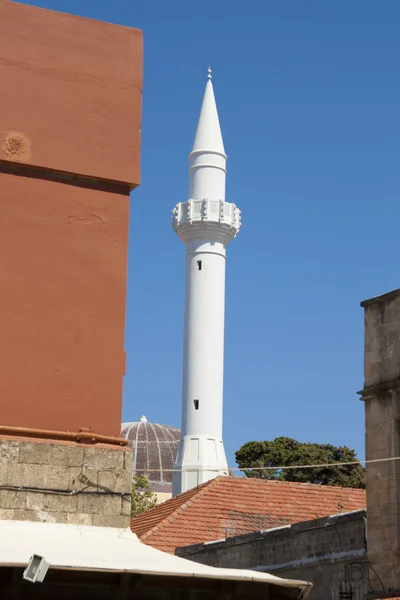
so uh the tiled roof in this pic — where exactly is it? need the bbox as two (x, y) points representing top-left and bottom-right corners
(130, 476), (366, 554)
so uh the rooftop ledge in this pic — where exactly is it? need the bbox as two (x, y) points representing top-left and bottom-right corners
(360, 288), (400, 308)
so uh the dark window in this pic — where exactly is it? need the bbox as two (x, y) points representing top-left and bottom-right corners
(197, 261), (202, 271)
(194, 399), (199, 410)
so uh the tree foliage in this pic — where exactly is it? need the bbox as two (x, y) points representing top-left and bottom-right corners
(131, 474), (158, 517)
(235, 437), (365, 489)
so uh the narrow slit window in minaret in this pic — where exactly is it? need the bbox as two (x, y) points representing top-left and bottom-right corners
(197, 261), (202, 270)
(194, 399), (199, 410)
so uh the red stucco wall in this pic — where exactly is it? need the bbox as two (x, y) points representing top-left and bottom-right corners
(0, 0), (142, 186)
(0, 1), (142, 438)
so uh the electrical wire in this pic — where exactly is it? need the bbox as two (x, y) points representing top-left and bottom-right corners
(2, 455), (396, 496)
(131, 454), (400, 473)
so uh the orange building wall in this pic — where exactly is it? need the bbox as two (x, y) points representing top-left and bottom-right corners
(0, 0), (141, 185)
(0, 0), (142, 439)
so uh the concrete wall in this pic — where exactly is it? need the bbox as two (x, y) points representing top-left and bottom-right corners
(177, 510), (368, 600)
(155, 492), (172, 504)
(360, 290), (400, 596)
(0, 0), (142, 439)
(0, 438), (132, 527)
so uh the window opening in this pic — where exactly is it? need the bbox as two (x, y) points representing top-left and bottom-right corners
(197, 261), (202, 270)
(194, 399), (199, 410)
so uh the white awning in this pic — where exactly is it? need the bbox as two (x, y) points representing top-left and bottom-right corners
(0, 520), (312, 597)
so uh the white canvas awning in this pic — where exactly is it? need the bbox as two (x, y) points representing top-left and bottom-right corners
(0, 520), (312, 597)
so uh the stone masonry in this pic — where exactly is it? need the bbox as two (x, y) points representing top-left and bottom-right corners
(360, 289), (400, 597)
(177, 510), (368, 600)
(0, 438), (132, 527)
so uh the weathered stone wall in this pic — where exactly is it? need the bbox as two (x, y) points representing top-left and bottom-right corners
(361, 290), (400, 596)
(363, 292), (400, 388)
(177, 510), (368, 600)
(0, 438), (132, 527)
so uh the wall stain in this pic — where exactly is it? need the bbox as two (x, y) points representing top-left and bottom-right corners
(2, 131), (32, 162)
(65, 213), (106, 225)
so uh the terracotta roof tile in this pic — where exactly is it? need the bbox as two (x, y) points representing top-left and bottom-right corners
(130, 476), (366, 553)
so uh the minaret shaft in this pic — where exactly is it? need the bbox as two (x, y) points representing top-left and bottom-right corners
(189, 150), (226, 201)
(171, 71), (241, 496)
(182, 244), (226, 439)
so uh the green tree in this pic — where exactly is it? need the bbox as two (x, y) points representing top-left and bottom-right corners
(131, 474), (158, 517)
(235, 437), (365, 488)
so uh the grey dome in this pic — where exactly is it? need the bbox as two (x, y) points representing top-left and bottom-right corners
(121, 416), (181, 492)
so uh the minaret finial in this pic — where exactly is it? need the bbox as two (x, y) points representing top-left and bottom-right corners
(207, 66), (212, 81)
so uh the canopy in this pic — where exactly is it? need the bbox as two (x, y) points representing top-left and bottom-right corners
(0, 520), (312, 597)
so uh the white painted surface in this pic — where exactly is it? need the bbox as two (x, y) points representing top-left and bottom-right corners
(0, 519), (312, 597)
(171, 70), (242, 495)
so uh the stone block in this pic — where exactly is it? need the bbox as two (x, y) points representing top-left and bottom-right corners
(0, 440), (20, 462)
(121, 496), (131, 516)
(97, 470), (120, 492)
(39, 511), (69, 524)
(84, 447), (124, 470)
(365, 363), (380, 387)
(66, 512), (93, 526)
(383, 300), (400, 324)
(44, 494), (78, 513)
(69, 466), (98, 492)
(118, 469), (133, 493)
(13, 509), (40, 522)
(26, 491), (78, 513)
(124, 450), (133, 472)
(77, 493), (121, 515)
(365, 336), (382, 353)
(13, 508), (68, 524)
(366, 306), (383, 328)
(8, 463), (69, 490)
(92, 514), (129, 528)
(0, 461), (8, 486)
(365, 349), (382, 365)
(0, 508), (15, 519)
(19, 442), (85, 467)
(0, 490), (27, 509)
(25, 493), (45, 512)
(98, 469), (132, 494)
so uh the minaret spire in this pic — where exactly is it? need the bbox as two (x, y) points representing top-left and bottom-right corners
(191, 68), (225, 158)
(171, 70), (242, 496)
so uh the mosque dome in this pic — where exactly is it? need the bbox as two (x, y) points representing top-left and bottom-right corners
(121, 416), (181, 493)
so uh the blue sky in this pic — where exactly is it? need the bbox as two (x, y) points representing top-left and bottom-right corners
(25, 0), (400, 467)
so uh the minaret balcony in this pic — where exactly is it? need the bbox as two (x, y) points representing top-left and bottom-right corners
(172, 199), (241, 237)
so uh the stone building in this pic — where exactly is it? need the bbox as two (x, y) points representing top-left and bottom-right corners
(177, 509), (368, 600)
(121, 416), (180, 503)
(359, 289), (400, 598)
(0, 0), (142, 527)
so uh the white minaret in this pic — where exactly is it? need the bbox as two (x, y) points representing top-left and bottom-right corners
(171, 68), (241, 496)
